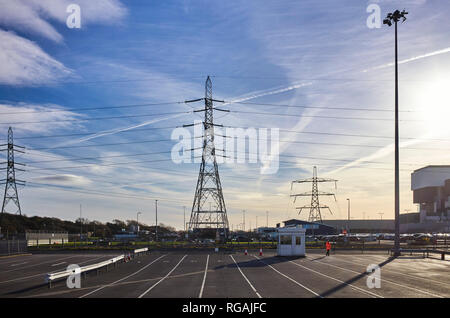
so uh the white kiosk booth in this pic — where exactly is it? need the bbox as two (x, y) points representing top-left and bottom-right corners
(277, 226), (306, 256)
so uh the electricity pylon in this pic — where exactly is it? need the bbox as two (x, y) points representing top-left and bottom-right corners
(1, 127), (26, 215)
(187, 76), (230, 238)
(290, 166), (337, 223)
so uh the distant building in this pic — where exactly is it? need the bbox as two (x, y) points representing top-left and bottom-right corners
(114, 233), (138, 241)
(256, 227), (278, 240)
(411, 165), (450, 223)
(26, 231), (68, 246)
(322, 220), (394, 233)
(283, 219), (336, 235)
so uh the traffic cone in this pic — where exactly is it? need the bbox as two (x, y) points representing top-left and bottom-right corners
(259, 248), (263, 256)
(244, 249), (248, 255)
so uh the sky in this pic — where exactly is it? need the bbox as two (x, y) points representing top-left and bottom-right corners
(0, 0), (449, 230)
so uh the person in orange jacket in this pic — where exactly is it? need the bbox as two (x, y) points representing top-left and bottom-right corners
(325, 241), (331, 256)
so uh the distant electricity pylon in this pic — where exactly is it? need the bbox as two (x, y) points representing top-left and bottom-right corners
(186, 76), (229, 238)
(1, 127), (26, 215)
(290, 166), (337, 223)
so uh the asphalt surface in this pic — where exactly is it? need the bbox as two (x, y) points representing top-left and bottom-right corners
(0, 251), (448, 298)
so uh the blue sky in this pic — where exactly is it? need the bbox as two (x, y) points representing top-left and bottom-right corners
(0, 0), (449, 229)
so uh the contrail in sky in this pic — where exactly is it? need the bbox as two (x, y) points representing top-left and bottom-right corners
(224, 82), (313, 105)
(362, 47), (450, 72)
(55, 112), (187, 147)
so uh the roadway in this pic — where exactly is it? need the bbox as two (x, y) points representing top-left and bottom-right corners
(0, 251), (448, 298)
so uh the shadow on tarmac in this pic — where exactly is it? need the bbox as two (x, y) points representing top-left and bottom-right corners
(214, 255), (304, 270)
(318, 256), (396, 297)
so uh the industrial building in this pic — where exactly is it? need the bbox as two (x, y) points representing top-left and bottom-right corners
(283, 219), (336, 235)
(26, 231), (68, 246)
(322, 219), (394, 233)
(411, 165), (450, 223)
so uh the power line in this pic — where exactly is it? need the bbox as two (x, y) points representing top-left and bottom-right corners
(227, 101), (418, 113)
(12, 124), (450, 143)
(26, 181), (193, 204)
(0, 111), (192, 125)
(0, 101), (185, 116)
(14, 126), (180, 140)
(227, 110), (423, 122)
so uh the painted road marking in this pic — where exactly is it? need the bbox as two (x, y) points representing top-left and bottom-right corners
(10, 262), (28, 267)
(254, 256), (321, 298)
(51, 262), (67, 267)
(230, 255), (262, 298)
(80, 254), (166, 298)
(138, 255), (187, 298)
(309, 257), (445, 298)
(198, 255), (209, 298)
(0, 255), (109, 285)
(332, 256), (450, 288)
(289, 260), (383, 298)
(2, 255), (79, 273)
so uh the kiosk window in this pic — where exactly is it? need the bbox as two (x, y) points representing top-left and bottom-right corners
(280, 235), (291, 245)
(295, 237), (301, 245)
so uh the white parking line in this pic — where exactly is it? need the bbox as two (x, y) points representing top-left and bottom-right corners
(332, 256), (450, 287)
(80, 254), (166, 298)
(138, 255), (187, 298)
(10, 262), (28, 267)
(0, 255), (108, 285)
(51, 262), (67, 267)
(2, 255), (80, 273)
(309, 257), (445, 298)
(198, 255), (209, 298)
(254, 256), (321, 298)
(288, 260), (383, 298)
(230, 255), (262, 298)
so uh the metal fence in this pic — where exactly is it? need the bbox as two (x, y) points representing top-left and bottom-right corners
(0, 239), (28, 256)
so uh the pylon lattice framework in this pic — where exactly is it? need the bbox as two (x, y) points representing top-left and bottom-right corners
(187, 76), (229, 237)
(1, 127), (26, 215)
(290, 166), (337, 223)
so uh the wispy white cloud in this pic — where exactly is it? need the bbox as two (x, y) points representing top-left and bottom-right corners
(0, 102), (81, 132)
(0, 0), (127, 86)
(0, 0), (127, 42)
(31, 174), (92, 186)
(0, 30), (73, 85)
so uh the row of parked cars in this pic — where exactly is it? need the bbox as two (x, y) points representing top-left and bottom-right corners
(308, 233), (448, 244)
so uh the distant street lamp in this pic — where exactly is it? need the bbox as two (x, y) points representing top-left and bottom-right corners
(137, 212), (142, 233)
(384, 9), (408, 257)
(155, 200), (158, 241)
(346, 198), (350, 233)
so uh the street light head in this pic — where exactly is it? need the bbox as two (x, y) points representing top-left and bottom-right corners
(384, 9), (408, 25)
(383, 18), (392, 26)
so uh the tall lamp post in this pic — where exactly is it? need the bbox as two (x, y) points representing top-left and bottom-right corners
(383, 9), (408, 257)
(136, 212), (142, 234)
(346, 198), (350, 233)
(155, 200), (158, 242)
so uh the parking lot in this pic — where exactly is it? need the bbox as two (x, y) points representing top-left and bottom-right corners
(0, 251), (448, 298)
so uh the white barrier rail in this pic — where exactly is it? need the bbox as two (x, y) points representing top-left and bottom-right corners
(134, 247), (148, 254)
(45, 255), (124, 287)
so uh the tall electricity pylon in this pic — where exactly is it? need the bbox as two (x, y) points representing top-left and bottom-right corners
(1, 127), (25, 215)
(187, 76), (230, 238)
(290, 166), (337, 223)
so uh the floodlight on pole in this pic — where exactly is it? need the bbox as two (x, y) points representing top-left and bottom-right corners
(137, 211), (142, 233)
(384, 9), (408, 258)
